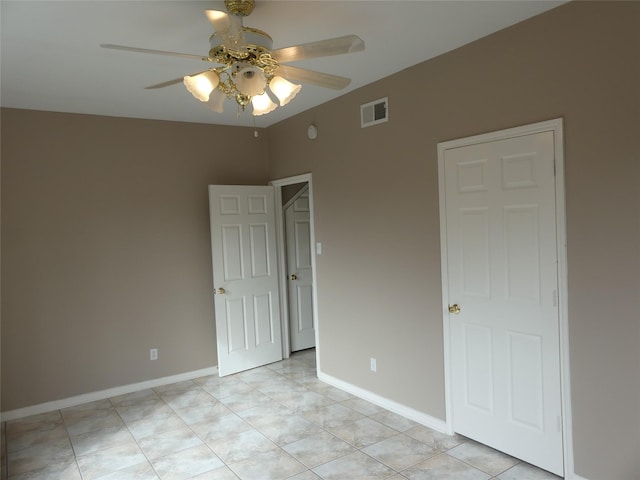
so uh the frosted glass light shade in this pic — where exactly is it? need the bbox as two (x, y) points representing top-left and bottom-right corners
(236, 66), (267, 96)
(183, 71), (220, 102)
(269, 76), (301, 106)
(251, 92), (277, 116)
(206, 88), (226, 113)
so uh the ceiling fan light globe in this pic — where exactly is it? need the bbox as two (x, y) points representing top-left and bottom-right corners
(236, 66), (267, 97)
(251, 92), (277, 116)
(207, 88), (226, 113)
(269, 76), (301, 106)
(183, 71), (220, 102)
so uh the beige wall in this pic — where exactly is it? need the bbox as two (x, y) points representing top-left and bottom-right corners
(1, 109), (269, 410)
(268, 2), (639, 479)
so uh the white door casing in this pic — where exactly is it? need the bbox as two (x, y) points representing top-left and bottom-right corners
(271, 173), (320, 363)
(438, 120), (571, 477)
(285, 185), (315, 351)
(208, 185), (283, 376)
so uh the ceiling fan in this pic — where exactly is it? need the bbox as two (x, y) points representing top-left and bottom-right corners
(101, 0), (365, 116)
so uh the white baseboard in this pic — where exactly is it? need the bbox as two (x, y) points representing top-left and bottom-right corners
(317, 371), (448, 433)
(1, 366), (218, 422)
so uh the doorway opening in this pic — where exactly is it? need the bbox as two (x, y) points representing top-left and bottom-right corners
(282, 183), (315, 353)
(270, 174), (319, 361)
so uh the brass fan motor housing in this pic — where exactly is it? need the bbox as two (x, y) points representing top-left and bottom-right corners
(225, 0), (255, 17)
(208, 27), (274, 64)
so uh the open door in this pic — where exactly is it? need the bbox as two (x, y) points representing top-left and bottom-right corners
(284, 185), (315, 351)
(208, 185), (282, 376)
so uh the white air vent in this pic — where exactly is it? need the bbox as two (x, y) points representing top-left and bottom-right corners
(360, 97), (388, 128)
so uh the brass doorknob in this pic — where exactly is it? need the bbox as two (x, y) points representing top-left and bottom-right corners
(290, 274), (298, 281)
(214, 287), (226, 295)
(448, 304), (461, 314)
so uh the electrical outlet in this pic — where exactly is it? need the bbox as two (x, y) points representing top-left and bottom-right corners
(150, 348), (158, 361)
(370, 357), (377, 372)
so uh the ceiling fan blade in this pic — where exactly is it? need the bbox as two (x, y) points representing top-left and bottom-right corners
(205, 10), (244, 49)
(144, 77), (184, 90)
(271, 35), (364, 63)
(276, 65), (352, 90)
(205, 9), (232, 32)
(144, 70), (214, 89)
(101, 44), (213, 62)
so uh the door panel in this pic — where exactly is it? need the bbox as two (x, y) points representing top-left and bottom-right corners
(222, 225), (243, 280)
(460, 208), (490, 297)
(444, 131), (563, 475)
(463, 323), (494, 413)
(504, 206), (540, 302)
(225, 298), (247, 353)
(508, 332), (544, 431)
(209, 185), (282, 376)
(285, 185), (315, 352)
(249, 224), (270, 277)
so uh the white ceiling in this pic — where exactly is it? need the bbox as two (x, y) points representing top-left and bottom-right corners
(0, 1), (564, 128)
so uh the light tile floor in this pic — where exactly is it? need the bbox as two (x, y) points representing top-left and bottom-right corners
(2, 349), (562, 480)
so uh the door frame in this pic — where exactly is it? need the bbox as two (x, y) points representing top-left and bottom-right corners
(437, 119), (574, 475)
(270, 173), (319, 361)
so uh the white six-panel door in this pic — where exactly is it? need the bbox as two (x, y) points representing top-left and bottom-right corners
(208, 185), (282, 376)
(285, 186), (315, 352)
(442, 130), (564, 475)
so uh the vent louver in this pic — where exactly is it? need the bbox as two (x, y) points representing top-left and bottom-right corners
(361, 97), (388, 128)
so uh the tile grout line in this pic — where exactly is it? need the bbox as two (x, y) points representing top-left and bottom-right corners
(59, 407), (84, 480)
(5, 352), (558, 480)
(0, 421), (7, 480)
(109, 395), (164, 480)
